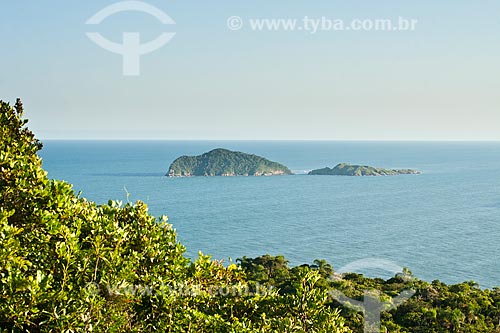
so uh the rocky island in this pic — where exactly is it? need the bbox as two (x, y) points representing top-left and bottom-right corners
(308, 163), (421, 176)
(167, 148), (292, 177)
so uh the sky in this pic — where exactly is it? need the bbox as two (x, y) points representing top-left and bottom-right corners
(0, 0), (499, 140)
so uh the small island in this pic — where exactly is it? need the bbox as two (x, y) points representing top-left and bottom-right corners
(308, 163), (421, 176)
(167, 148), (292, 177)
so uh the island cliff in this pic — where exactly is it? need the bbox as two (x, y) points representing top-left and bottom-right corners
(167, 148), (292, 177)
(308, 163), (421, 176)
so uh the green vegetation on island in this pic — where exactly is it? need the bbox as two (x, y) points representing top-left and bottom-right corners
(309, 163), (421, 176)
(2, 99), (499, 333)
(167, 148), (292, 177)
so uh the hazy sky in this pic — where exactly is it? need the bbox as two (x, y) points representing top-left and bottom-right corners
(1, 1), (499, 140)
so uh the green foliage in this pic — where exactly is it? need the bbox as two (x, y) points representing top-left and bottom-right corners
(237, 255), (291, 289)
(167, 148), (292, 176)
(1, 99), (189, 331)
(240, 255), (500, 333)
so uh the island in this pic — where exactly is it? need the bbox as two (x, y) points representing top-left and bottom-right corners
(166, 148), (293, 177)
(308, 163), (421, 176)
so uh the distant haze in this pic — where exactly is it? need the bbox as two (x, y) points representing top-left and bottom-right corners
(0, 1), (499, 140)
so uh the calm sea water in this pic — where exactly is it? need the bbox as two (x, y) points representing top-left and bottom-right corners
(39, 141), (500, 288)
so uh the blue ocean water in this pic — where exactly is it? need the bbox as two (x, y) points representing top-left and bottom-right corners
(39, 141), (500, 288)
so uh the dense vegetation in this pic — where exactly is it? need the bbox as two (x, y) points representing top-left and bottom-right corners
(308, 163), (420, 176)
(167, 148), (292, 177)
(239, 256), (500, 332)
(1, 99), (499, 332)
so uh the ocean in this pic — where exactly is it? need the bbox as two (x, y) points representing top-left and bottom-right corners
(39, 141), (500, 288)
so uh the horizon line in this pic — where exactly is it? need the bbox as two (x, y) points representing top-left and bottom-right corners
(39, 138), (500, 142)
